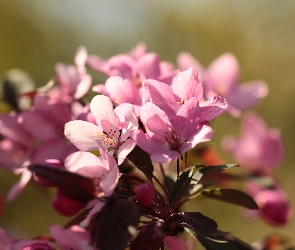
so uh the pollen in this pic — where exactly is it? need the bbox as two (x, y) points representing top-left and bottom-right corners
(177, 99), (185, 105)
(93, 130), (117, 147)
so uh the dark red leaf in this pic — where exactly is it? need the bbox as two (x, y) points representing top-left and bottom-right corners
(201, 188), (259, 210)
(130, 220), (164, 250)
(28, 164), (97, 202)
(182, 212), (227, 239)
(92, 199), (140, 250)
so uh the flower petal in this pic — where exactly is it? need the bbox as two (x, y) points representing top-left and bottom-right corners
(172, 67), (203, 103)
(90, 95), (120, 133)
(64, 120), (100, 151)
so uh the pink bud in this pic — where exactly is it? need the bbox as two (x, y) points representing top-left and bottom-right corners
(246, 180), (292, 226)
(135, 183), (155, 206)
(52, 189), (86, 216)
(22, 242), (54, 250)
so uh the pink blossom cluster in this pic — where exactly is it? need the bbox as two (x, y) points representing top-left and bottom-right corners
(0, 43), (291, 250)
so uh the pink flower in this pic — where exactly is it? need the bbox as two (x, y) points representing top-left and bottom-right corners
(143, 67), (227, 119)
(50, 225), (92, 250)
(65, 95), (138, 164)
(49, 46), (92, 103)
(222, 112), (285, 175)
(0, 93), (78, 201)
(177, 52), (268, 117)
(65, 151), (119, 197)
(89, 44), (177, 105)
(132, 100), (214, 163)
(164, 236), (191, 250)
(246, 180), (292, 226)
(64, 150), (119, 224)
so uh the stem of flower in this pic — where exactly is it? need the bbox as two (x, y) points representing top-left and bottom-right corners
(127, 155), (169, 197)
(184, 151), (188, 170)
(159, 163), (170, 193)
(177, 158), (180, 179)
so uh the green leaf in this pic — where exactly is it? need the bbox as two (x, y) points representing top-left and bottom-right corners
(201, 188), (259, 210)
(169, 166), (196, 207)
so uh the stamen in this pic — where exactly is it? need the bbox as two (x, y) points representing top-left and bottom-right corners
(177, 99), (185, 105)
(165, 128), (182, 150)
(93, 131), (117, 147)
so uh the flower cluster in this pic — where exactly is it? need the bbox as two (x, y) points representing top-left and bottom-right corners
(0, 43), (291, 250)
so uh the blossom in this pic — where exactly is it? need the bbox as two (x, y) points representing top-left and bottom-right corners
(49, 46), (92, 103)
(245, 179), (292, 226)
(222, 112), (285, 175)
(65, 95), (138, 164)
(50, 225), (93, 250)
(132, 100), (214, 163)
(0, 93), (78, 200)
(63, 150), (119, 224)
(89, 44), (177, 105)
(143, 67), (227, 119)
(177, 52), (268, 117)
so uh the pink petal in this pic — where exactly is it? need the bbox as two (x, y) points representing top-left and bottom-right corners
(131, 130), (168, 155)
(226, 80), (268, 111)
(19, 111), (57, 141)
(32, 138), (77, 163)
(64, 120), (100, 151)
(90, 95), (120, 132)
(177, 52), (205, 77)
(74, 46), (87, 74)
(172, 67), (203, 103)
(73, 74), (92, 99)
(181, 124), (213, 152)
(92, 84), (107, 95)
(107, 54), (134, 79)
(117, 139), (136, 165)
(200, 95), (227, 121)
(171, 97), (201, 139)
(105, 76), (141, 105)
(65, 151), (104, 172)
(129, 42), (148, 59)
(140, 102), (171, 137)
(12, 240), (55, 250)
(100, 166), (120, 196)
(7, 168), (32, 201)
(151, 150), (181, 163)
(205, 53), (239, 96)
(50, 225), (90, 250)
(81, 201), (105, 227)
(0, 114), (31, 145)
(34, 94), (72, 125)
(143, 79), (178, 116)
(136, 53), (161, 79)
(86, 54), (108, 73)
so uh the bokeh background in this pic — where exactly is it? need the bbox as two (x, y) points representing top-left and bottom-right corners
(0, 0), (295, 247)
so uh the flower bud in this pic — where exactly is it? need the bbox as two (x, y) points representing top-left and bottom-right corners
(135, 183), (155, 207)
(52, 189), (86, 216)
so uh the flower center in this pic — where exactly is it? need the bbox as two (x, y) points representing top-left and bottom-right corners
(94, 129), (119, 151)
(93, 176), (105, 197)
(165, 128), (182, 150)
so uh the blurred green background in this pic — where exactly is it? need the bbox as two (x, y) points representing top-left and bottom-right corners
(0, 0), (295, 247)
